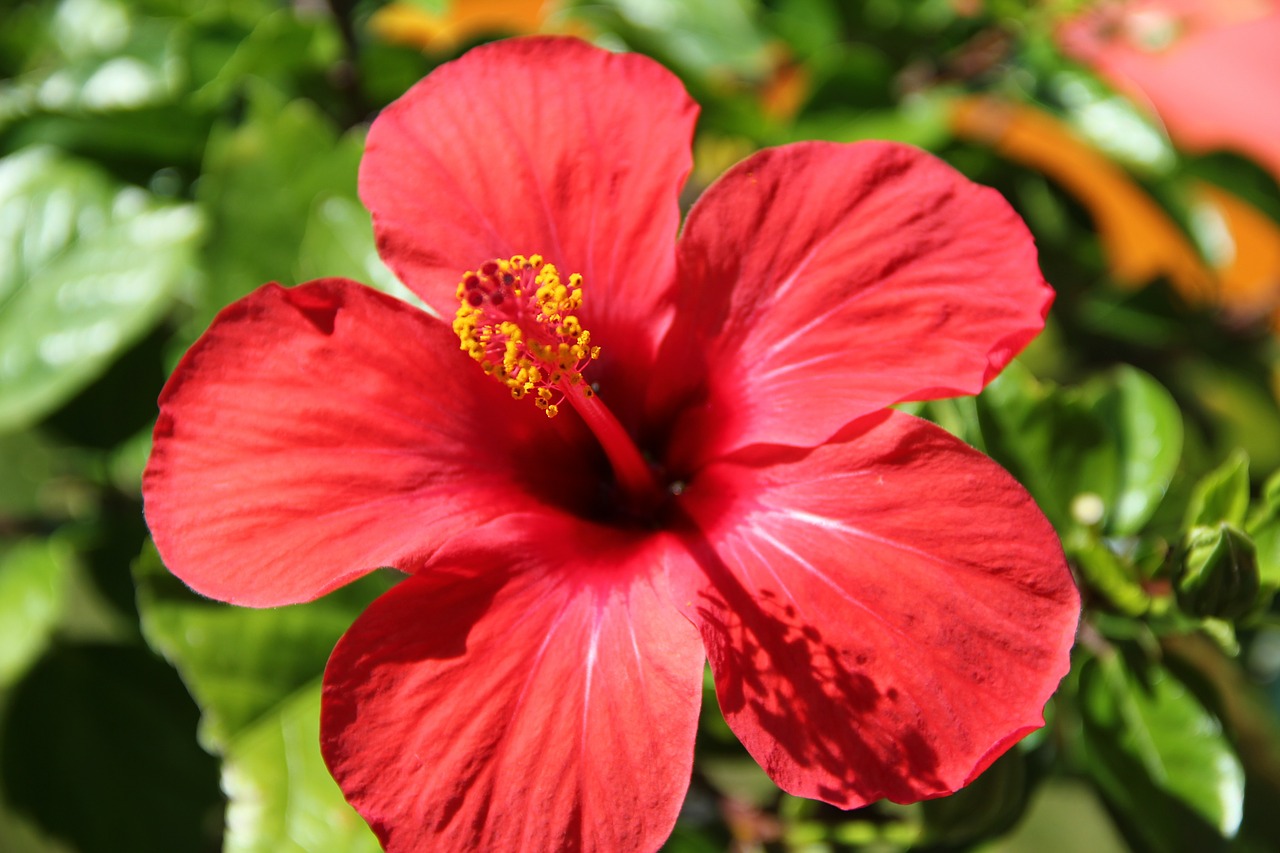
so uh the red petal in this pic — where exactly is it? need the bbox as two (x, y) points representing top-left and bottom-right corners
(651, 141), (1051, 468)
(361, 36), (698, 414)
(321, 521), (704, 853)
(143, 280), (596, 607)
(673, 410), (1079, 807)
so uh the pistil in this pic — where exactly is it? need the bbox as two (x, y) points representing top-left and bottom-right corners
(454, 254), (664, 511)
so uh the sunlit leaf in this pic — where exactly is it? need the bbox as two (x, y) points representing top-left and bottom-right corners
(133, 543), (394, 751)
(0, 146), (201, 432)
(134, 545), (395, 850)
(194, 83), (364, 333)
(1185, 449), (1250, 529)
(1079, 652), (1244, 848)
(1098, 365), (1184, 534)
(0, 538), (71, 686)
(977, 362), (1181, 535)
(297, 194), (424, 308)
(222, 684), (381, 853)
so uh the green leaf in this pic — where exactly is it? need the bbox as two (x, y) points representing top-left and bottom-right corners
(0, 146), (201, 432)
(0, 538), (71, 686)
(1079, 653), (1244, 849)
(1247, 469), (1280, 590)
(978, 363), (1182, 536)
(1184, 449), (1250, 529)
(194, 83), (365, 332)
(921, 748), (1028, 846)
(978, 362), (1108, 531)
(134, 544), (394, 850)
(1097, 365), (1184, 534)
(223, 683), (381, 853)
(134, 542), (394, 750)
(297, 194), (425, 307)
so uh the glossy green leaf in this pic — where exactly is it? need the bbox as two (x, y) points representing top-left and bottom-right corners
(1097, 365), (1184, 534)
(0, 538), (71, 686)
(0, 146), (201, 432)
(1185, 449), (1250, 529)
(134, 544), (394, 851)
(133, 543), (395, 751)
(297, 194), (425, 308)
(1247, 469), (1280, 590)
(195, 83), (364, 332)
(1079, 653), (1244, 850)
(222, 683), (380, 853)
(978, 363), (1182, 536)
(977, 362), (1116, 531)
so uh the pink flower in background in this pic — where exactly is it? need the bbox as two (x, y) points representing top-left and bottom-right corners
(1060, 0), (1280, 181)
(143, 36), (1079, 853)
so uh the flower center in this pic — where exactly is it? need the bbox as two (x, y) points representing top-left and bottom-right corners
(454, 254), (666, 516)
(453, 254), (600, 418)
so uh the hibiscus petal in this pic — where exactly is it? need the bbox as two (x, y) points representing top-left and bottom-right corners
(321, 521), (704, 853)
(652, 141), (1051, 468)
(672, 410), (1079, 807)
(143, 279), (597, 607)
(361, 36), (698, 401)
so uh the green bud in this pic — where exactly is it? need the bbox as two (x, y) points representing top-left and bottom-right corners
(1177, 523), (1260, 620)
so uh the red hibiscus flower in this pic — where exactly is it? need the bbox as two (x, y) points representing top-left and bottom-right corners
(143, 36), (1079, 853)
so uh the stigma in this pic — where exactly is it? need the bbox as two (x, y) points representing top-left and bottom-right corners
(453, 254), (600, 417)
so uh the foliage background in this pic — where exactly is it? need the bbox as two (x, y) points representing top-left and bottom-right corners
(2, 0), (1280, 851)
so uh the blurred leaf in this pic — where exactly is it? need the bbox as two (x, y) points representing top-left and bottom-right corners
(0, 643), (223, 853)
(195, 83), (364, 332)
(0, 538), (71, 686)
(1079, 652), (1244, 850)
(192, 9), (343, 109)
(0, 146), (201, 432)
(0, 428), (65, 517)
(297, 194), (424, 307)
(222, 683), (381, 853)
(1048, 69), (1177, 176)
(133, 543), (394, 750)
(988, 778), (1126, 853)
(1184, 449), (1250, 529)
(1095, 365), (1184, 534)
(1247, 469), (1280, 589)
(978, 362), (1114, 531)
(1179, 361), (1280, 473)
(978, 362), (1180, 535)
(1072, 536), (1150, 616)
(921, 748), (1028, 846)
(0, 0), (186, 126)
(596, 0), (773, 79)
(134, 545), (394, 851)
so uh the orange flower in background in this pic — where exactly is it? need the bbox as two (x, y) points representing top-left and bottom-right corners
(1196, 185), (1280, 324)
(1059, 0), (1280, 183)
(952, 96), (1280, 327)
(951, 96), (1212, 299)
(370, 0), (572, 52)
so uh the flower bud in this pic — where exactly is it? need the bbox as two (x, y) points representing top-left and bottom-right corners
(1177, 523), (1260, 620)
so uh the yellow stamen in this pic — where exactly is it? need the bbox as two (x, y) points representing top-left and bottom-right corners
(453, 255), (601, 417)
